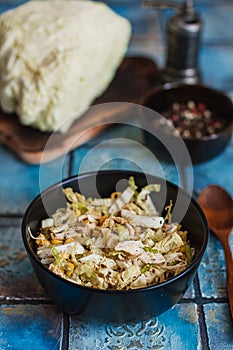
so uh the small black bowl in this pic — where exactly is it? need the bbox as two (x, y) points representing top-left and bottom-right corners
(141, 83), (233, 164)
(22, 170), (208, 324)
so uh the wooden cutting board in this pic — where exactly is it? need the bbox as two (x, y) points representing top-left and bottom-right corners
(0, 57), (162, 164)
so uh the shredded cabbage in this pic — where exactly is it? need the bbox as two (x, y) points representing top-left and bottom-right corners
(30, 177), (194, 290)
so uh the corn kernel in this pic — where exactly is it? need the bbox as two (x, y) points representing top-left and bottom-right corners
(179, 230), (188, 241)
(64, 238), (75, 244)
(51, 239), (63, 245)
(180, 245), (186, 253)
(73, 208), (81, 216)
(66, 262), (74, 277)
(111, 191), (120, 199)
(36, 233), (50, 246)
(99, 215), (107, 226)
(61, 252), (70, 260)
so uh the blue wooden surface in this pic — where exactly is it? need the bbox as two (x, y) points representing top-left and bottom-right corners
(0, 1), (233, 349)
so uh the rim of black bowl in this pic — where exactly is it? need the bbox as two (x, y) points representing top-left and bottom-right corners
(22, 170), (209, 294)
(141, 83), (233, 142)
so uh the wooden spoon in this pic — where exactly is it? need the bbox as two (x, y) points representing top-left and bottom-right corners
(197, 185), (233, 318)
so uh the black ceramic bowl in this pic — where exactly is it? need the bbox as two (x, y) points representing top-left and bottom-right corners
(141, 83), (233, 164)
(22, 170), (208, 324)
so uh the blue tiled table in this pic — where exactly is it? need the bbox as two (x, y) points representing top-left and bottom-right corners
(0, 1), (233, 349)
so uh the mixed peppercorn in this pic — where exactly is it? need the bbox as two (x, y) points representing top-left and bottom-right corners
(159, 100), (227, 139)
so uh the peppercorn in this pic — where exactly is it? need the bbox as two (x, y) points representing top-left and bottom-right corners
(160, 100), (227, 139)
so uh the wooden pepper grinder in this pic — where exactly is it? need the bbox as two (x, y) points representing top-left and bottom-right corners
(143, 0), (203, 84)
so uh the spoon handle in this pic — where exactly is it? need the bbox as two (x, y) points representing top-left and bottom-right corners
(219, 231), (233, 319)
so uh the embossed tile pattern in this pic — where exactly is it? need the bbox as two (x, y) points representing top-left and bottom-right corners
(69, 304), (200, 350)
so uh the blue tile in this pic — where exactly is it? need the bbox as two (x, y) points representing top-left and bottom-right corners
(198, 233), (227, 298)
(204, 303), (233, 349)
(0, 304), (62, 350)
(0, 1), (232, 349)
(196, 0), (233, 4)
(0, 1), (25, 14)
(183, 283), (195, 299)
(193, 141), (233, 197)
(69, 303), (200, 350)
(72, 143), (179, 188)
(0, 225), (47, 299)
(158, 304), (200, 349)
(0, 146), (70, 214)
(229, 230), (233, 254)
(198, 5), (233, 42)
(71, 125), (179, 186)
(199, 45), (233, 92)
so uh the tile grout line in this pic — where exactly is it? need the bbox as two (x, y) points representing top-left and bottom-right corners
(194, 273), (210, 350)
(61, 312), (70, 350)
(1, 296), (228, 305)
(197, 304), (211, 350)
